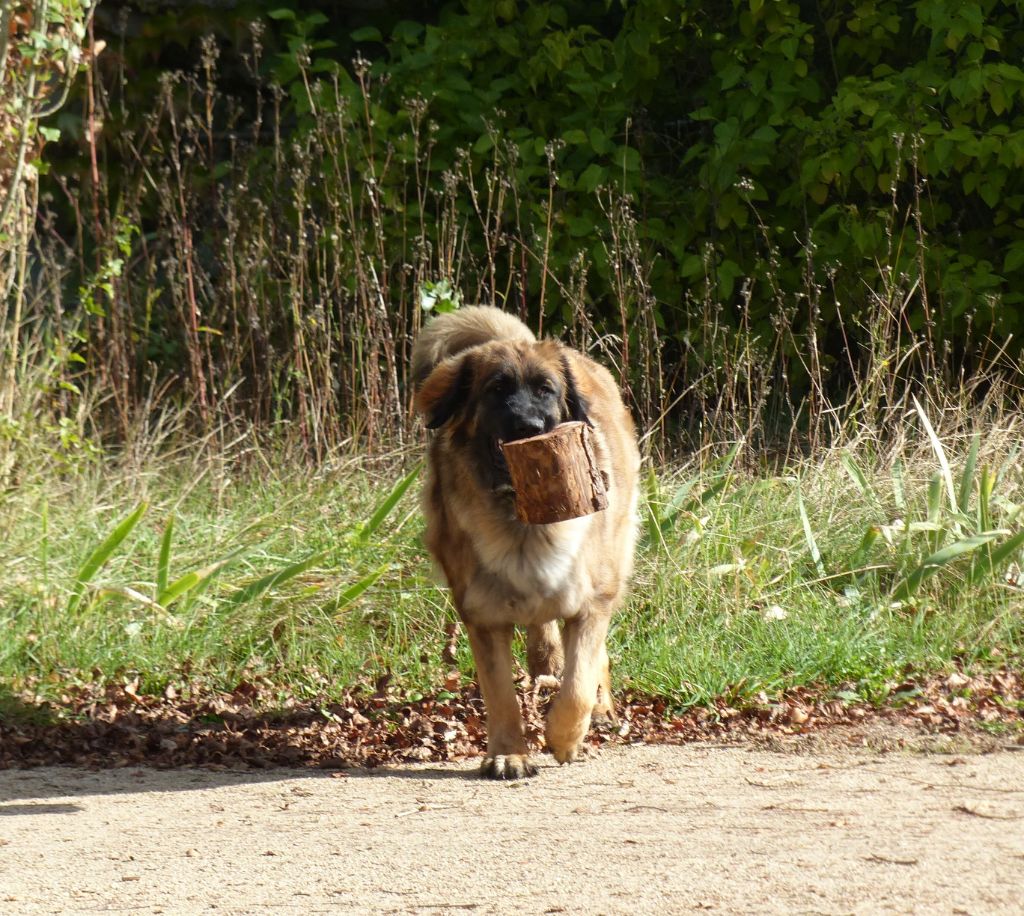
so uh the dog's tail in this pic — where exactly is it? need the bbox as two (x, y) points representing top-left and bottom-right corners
(411, 306), (535, 388)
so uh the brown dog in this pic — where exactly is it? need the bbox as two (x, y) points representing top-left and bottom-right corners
(412, 306), (639, 778)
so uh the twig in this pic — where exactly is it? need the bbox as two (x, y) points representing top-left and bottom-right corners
(762, 804), (835, 814)
(859, 768), (1024, 796)
(745, 777), (806, 789)
(953, 804), (1022, 820)
(865, 854), (919, 866)
(395, 797), (475, 818)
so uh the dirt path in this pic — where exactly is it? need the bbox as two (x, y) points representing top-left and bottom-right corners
(1, 743), (1022, 914)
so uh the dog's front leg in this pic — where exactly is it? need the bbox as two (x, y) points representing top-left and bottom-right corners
(465, 623), (537, 779)
(545, 612), (611, 764)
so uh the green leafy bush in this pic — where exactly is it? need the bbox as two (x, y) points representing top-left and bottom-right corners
(27, 0), (1024, 444)
(325, 0), (1024, 346)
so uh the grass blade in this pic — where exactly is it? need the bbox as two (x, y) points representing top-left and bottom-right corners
(965, 528), (1024, 589)
(98, 586), (166, 613)
(657, 475), (700, 530)
(978, 465), (994, 534)
(891, 531), (1004, 602)
(957, 432), (980, 515)
(683, 477), (730, 514)
(646, 475), (701, 543)
(913, 395), (957, 514)
(891, 458), (906, 511)
(712, 437), (744, 475)
(68, 502), (147, 613)
(158, 571), (202, 608)
(848, 525), (880, 573)
(926, 474), (942, 521)
(225, 551), (327, 607)
(842, 452), (873, 500)
(926, 473), (944, 552)
(796, 485), (826, 577)
(354, 461), (422, 545)
(157, 548), (246, 607)
(329, 564), (389, 614)
(995, 438), (1023, 489)
(157, 517), (174, 598)
(659, 444), (740, 527)
(643, 469), (664, 546)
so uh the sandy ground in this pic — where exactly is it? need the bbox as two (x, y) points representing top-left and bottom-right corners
(1, 742), (1022, 915)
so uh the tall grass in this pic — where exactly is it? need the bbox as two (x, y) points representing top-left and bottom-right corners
(0, 438), (431, 697)
(1, 405), (1021, 708)
(10, 28), (1016, 465)
(623, 416), (1024, 703)
(1, 35), (1022, 711)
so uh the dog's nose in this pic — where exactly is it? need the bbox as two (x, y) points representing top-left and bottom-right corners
(511, 417), (546, 440)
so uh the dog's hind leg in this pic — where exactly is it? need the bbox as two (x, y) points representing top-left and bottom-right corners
(465, 623), (538, 779)
(590, 642), (618, 729)
(544, 611), (612, 763)
(526, 621), (564, 683)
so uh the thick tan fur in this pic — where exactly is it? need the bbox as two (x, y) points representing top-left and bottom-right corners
(413, 306), (640, 778)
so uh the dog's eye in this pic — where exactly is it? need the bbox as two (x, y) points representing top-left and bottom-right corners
(536, 380), (557, 397)
(488, 373), (514, 395)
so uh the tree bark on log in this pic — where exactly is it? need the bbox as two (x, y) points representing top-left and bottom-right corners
(500, 421), (608, 525)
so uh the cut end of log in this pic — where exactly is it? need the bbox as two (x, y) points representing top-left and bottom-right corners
(500, 421), (609, 525)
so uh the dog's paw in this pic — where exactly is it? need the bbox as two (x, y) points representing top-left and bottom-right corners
(479, 754), (538, 780)
(532, 674), (561, 692)
(545, 702), (589, 765)
(544, 736), (585, 765)
(591, 686), (618, 731)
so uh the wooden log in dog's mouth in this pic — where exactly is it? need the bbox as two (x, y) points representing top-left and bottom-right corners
(500, 421), (609, 525)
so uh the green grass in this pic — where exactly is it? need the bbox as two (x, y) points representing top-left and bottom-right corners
(1, 414), (1022, 713)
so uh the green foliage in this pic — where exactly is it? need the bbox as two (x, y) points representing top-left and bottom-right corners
(788, 399), (1024, 608)
(67, 501), (147, 614)
(1, 0), (94, 237)
(352, 462), (422, 546)
(25, 0), (1024, 444)
(3, 417), (1022, 706)
(58, 458), (418, 621)
(2, 0), (95, 433)
(259, 0), (1024, 364)
(419, 280), (463, 316)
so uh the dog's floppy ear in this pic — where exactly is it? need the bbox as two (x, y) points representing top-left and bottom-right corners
(561, 354), (592, 426)
(416, 354), (474, 429)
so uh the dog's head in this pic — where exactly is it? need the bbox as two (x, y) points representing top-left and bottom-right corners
(415, 340), (591, 493)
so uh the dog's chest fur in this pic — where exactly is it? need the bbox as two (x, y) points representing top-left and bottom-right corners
(432, 475), (597, 625)
(475, 512), (592, 599)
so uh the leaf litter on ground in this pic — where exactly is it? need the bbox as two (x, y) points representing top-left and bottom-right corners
(1, 668), (1021, 771)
